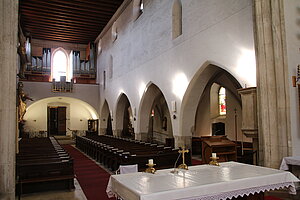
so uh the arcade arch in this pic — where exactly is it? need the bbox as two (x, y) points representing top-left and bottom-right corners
(115, 93), (134, 138)
(100, 100), (113, 135)
(138, 83), (173, 145)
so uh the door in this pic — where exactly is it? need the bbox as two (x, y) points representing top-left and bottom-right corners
(48, 106), (66, 136)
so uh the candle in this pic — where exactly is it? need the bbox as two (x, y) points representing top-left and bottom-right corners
(212, 153), (217, 158)
(148, 159), (153, 165)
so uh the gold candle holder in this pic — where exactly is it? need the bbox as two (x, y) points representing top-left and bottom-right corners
(178, 163), (188, 170)
(145, 163), (156, 174)
(209, 156), (220, 166)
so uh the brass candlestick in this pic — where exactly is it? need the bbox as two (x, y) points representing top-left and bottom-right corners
(209, 156), (220, 166)
(145, 163), (156, 174)
(178, 147), (189, 170)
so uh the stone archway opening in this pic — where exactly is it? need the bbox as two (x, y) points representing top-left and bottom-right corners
(138, 83), (173, 146)
(180, 64), (248, 161)
(100, 100), (113, 135)
(115, 93), (134, 139)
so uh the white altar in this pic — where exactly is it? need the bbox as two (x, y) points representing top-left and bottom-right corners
(280, 156), (300, 171)
(107, 162), (299, 200)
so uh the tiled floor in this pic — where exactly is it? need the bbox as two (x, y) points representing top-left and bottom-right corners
(20, 179), (87, 200)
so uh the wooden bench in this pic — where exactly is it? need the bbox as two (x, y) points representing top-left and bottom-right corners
(16, 137), (75, 198)
(76, 135), (189, 171)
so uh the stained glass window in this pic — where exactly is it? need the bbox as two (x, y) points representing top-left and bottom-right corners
(219, 87), (226, 115)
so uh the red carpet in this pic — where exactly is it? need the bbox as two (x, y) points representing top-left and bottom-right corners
(264, 197), (282, 200)
(63, 145), (111, 200)
(192, 159), (202, 165)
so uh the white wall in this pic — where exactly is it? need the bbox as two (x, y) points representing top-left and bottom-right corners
(23, 97), (99, 136)
(22, 81), (100, 113)
(284, 0), (300, 155)
(97, 0), (255, 137)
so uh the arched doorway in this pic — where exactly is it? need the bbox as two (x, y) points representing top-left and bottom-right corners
(139, 83), (173, 146)
(115, 93), (134, 139)
(23, 97), (99, 138)
(100, 100), (113, 135)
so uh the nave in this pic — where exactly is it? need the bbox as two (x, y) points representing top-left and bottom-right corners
(19, 137), (297, 200)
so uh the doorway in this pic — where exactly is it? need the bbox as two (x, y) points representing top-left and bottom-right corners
(48, 106), (66, 136)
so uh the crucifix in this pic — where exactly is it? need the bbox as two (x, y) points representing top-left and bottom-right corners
(178, 147), (189, 170)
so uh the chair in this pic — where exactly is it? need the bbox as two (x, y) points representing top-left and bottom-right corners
(116, 164), (138, 174)
(106, 164), (138, 199)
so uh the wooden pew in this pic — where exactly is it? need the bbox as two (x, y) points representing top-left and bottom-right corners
(16, 137), (75, 198)
(75, 135), (185, 171)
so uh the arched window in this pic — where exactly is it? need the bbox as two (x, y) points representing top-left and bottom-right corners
(172, 0), (182, 39)
(51, 48), (72, 82)
(139, 0), (144, 12)
(219, 87), (226, 115)
(112, 22), (118, 42)
(133, 0), (144, 20)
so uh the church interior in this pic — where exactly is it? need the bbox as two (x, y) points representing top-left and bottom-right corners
(1, 0), (300, 199)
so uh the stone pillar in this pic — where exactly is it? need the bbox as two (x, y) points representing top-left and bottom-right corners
(0, 0), (18, 199)
(99, 128), (106, 135)
(135, 132), (148, 141)
(253, 0), (291, 168)
(174, 136), (192, 150)
(113, 129), (122, 137)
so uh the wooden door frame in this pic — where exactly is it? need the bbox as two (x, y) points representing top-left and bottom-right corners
(47, 105), (68, 136)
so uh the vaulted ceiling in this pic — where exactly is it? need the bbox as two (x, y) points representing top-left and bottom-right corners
(19, 0), (124, 44)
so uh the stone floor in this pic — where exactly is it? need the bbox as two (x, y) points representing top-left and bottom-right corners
(19, 179), (87, 200)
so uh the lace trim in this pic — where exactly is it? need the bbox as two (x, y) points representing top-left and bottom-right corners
(181, 182), (296, 200)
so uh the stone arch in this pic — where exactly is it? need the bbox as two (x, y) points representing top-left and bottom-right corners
(100, 100), (113, 135)
(180, 62), (243, 149)
(138, 83), (173, 144)
(115, 93), (134, 138)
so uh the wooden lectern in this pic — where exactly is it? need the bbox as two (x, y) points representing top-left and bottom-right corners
(201, 136), (237, 164)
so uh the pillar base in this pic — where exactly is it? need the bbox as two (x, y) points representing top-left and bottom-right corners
(135, 132), (148, 141)
(174, 136), (192, 149)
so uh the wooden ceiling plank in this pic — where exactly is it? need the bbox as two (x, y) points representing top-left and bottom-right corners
(21, 17), (107, 29)
(20, 6), (110, 23)
(20, 9), (107, 25)
(20, 3), (113, 20)
(22, 0), (117, 16)
(23, 22), (103, 34)
(43, 0), (122, 13)
(26, 26), (98, 38)
(33, 36), (90, 44)
(31, 34), (91, 41)
(21, 12), (101, 27)
(19, 0), (124, 44)
(22, 19), (106, 31)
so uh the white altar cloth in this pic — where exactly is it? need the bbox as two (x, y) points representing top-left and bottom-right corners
(107, 162), (299, 200)
(280, 156), (300, 171)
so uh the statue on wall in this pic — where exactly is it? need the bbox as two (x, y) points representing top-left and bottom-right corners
(17, 82), (33, 122)
(17, 23), (28, 79)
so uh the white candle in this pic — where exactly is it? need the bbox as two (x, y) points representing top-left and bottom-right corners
(212, 153), (217, 158)
(148, 159), (153, 165)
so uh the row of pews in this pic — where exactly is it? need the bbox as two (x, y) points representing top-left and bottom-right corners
(16, 137), (74, 198)
(76, 134), (189, 171)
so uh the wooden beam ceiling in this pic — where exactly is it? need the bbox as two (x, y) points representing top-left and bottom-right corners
(19, 0), (124, 44)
